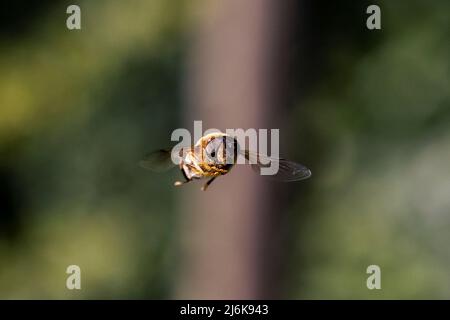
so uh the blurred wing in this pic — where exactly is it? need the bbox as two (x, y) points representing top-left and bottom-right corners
(139, 149), (177, 172)
(241, 150), (311, 182)
(267, 158), (312, 181)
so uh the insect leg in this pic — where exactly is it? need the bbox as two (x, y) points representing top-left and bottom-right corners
(174, 180), (190, 187)
(201, 177), (217, 191)
(174, 163), (192, 187)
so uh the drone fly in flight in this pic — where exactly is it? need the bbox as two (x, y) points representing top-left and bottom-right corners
(140, 132), (311, 191)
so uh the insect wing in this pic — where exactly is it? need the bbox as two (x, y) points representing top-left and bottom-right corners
(140, 145), (191, 172)
(241, 150), (311, 181)
(269, 158), (311, 181)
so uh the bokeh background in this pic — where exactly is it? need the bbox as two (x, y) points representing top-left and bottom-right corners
(0, 0), (449, 299)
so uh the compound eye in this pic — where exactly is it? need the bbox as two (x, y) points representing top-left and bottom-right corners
(205, 139), (220, 160)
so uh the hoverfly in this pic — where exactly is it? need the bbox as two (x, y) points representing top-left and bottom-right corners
(140, 132), (311, 191)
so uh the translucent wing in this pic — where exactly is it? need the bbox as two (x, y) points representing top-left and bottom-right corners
(241, 150), (311, 182)
(270, 158), (312, 181)
(139, 148), (177, 172)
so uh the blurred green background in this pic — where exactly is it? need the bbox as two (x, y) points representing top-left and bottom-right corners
(0, 0), (449, 299)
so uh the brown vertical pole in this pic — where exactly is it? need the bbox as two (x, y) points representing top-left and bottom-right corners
(177, 0), (295, 299)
